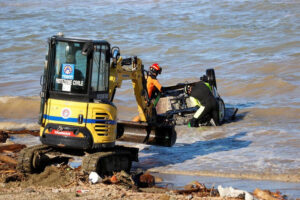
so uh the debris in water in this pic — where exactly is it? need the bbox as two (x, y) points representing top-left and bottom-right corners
(175, 181), (219, 197)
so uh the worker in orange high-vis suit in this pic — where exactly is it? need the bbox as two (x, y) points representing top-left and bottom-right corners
(147, 63), (163, 100)
(132, 63), (163, 122)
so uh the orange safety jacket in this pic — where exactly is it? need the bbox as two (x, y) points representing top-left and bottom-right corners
(147, 75), (162, 99)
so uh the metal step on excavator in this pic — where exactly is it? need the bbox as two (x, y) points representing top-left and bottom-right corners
(17, 34), (237, 177)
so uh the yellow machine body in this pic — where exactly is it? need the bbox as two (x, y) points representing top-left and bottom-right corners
(40, 98), (117, 149)
(109, 56), (153, 122)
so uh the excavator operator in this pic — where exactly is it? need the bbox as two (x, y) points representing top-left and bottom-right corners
(132, 63), (163, 122)
(185, 81), (219, 127)
(147, 63), (163, 101)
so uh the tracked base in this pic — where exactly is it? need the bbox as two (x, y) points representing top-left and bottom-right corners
(17, 144), (138, 177)
(17, 145), (52, 174)
(82, 146), (138, 177)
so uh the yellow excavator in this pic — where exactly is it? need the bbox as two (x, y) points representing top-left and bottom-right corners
(17, 34), (176, 177)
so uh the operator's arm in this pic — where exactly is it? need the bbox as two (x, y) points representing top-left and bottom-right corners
(147, 77), (162, 99)
(153, 79), (162, 92)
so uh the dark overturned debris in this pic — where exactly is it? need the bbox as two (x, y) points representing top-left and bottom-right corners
(0, 131), (9, 143)
(175, 181), (219, 197)
(102, 171), (156, 189)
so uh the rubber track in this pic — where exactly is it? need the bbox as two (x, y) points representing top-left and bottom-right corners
(82, 151), (132, 176)
(17, 144), (50, 173)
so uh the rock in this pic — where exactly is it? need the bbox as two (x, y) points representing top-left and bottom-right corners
(5, 173), (22, 183)
(52, 189), (59, 193)
(139, 172), (155, 187)
(0, 131), (9, 143)
(24, 188), (36, 193)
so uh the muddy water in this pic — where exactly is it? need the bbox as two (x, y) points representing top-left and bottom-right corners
(0, 0), (299, 195)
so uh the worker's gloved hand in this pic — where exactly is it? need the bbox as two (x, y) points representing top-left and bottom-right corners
(160, 87), (165, 96)
(146, 100), (151, 106)
(189, 117), (199, 127)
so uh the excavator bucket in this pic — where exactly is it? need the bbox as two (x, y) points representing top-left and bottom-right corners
(116, 120), (176, 147)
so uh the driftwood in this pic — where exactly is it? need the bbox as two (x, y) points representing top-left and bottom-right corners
(0, 169), (17, 173)
(0, 154), (18, 166)
(2, 130), (39, 137)
(174, 181), (219, 197)
(0, 144), (26, 153)
(253, 188), (286, 200)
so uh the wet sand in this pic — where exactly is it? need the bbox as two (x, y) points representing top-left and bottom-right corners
(155, 173), (300, 199)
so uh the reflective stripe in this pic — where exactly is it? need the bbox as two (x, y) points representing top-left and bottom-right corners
(153, 93), (161, 107)
(43, 114), (116, 124)
(204, 82), (212, 91)
(194, 106), (205, 118)
(190, 96), (201, 107)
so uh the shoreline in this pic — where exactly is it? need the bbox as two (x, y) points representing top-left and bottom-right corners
(153, 172), (300, 198)
(149, 169), (300, 183)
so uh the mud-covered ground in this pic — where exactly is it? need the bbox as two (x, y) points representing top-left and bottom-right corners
(0, 131), (291, 200)
(0, 157), (290, 200)
(0, 165), (228, 200)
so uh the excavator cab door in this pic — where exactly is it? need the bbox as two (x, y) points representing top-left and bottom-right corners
(90, 44), (110, 101)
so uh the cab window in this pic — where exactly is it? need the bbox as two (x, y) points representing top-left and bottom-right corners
(52, 41), (87, 94)
(91, 45), (110, 92)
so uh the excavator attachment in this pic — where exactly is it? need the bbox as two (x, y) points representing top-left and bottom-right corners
(117, 120), (176, 147)
(116, 69), (238, 146)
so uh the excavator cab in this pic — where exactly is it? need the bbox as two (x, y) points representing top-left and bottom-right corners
(38, 35), (118, 150)
(46, 36), (110, 101)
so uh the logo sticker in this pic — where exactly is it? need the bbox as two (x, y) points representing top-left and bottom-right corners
(62, 64), (74, 80)
(61, 108), (71, 119)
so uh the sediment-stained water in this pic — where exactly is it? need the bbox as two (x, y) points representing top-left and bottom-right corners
(0, 0), (299, 194)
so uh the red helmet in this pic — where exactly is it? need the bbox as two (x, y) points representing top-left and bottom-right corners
(149, 63), (162, 74)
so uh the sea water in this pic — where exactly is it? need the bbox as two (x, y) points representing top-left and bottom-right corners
(0, 0), (299, 197)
